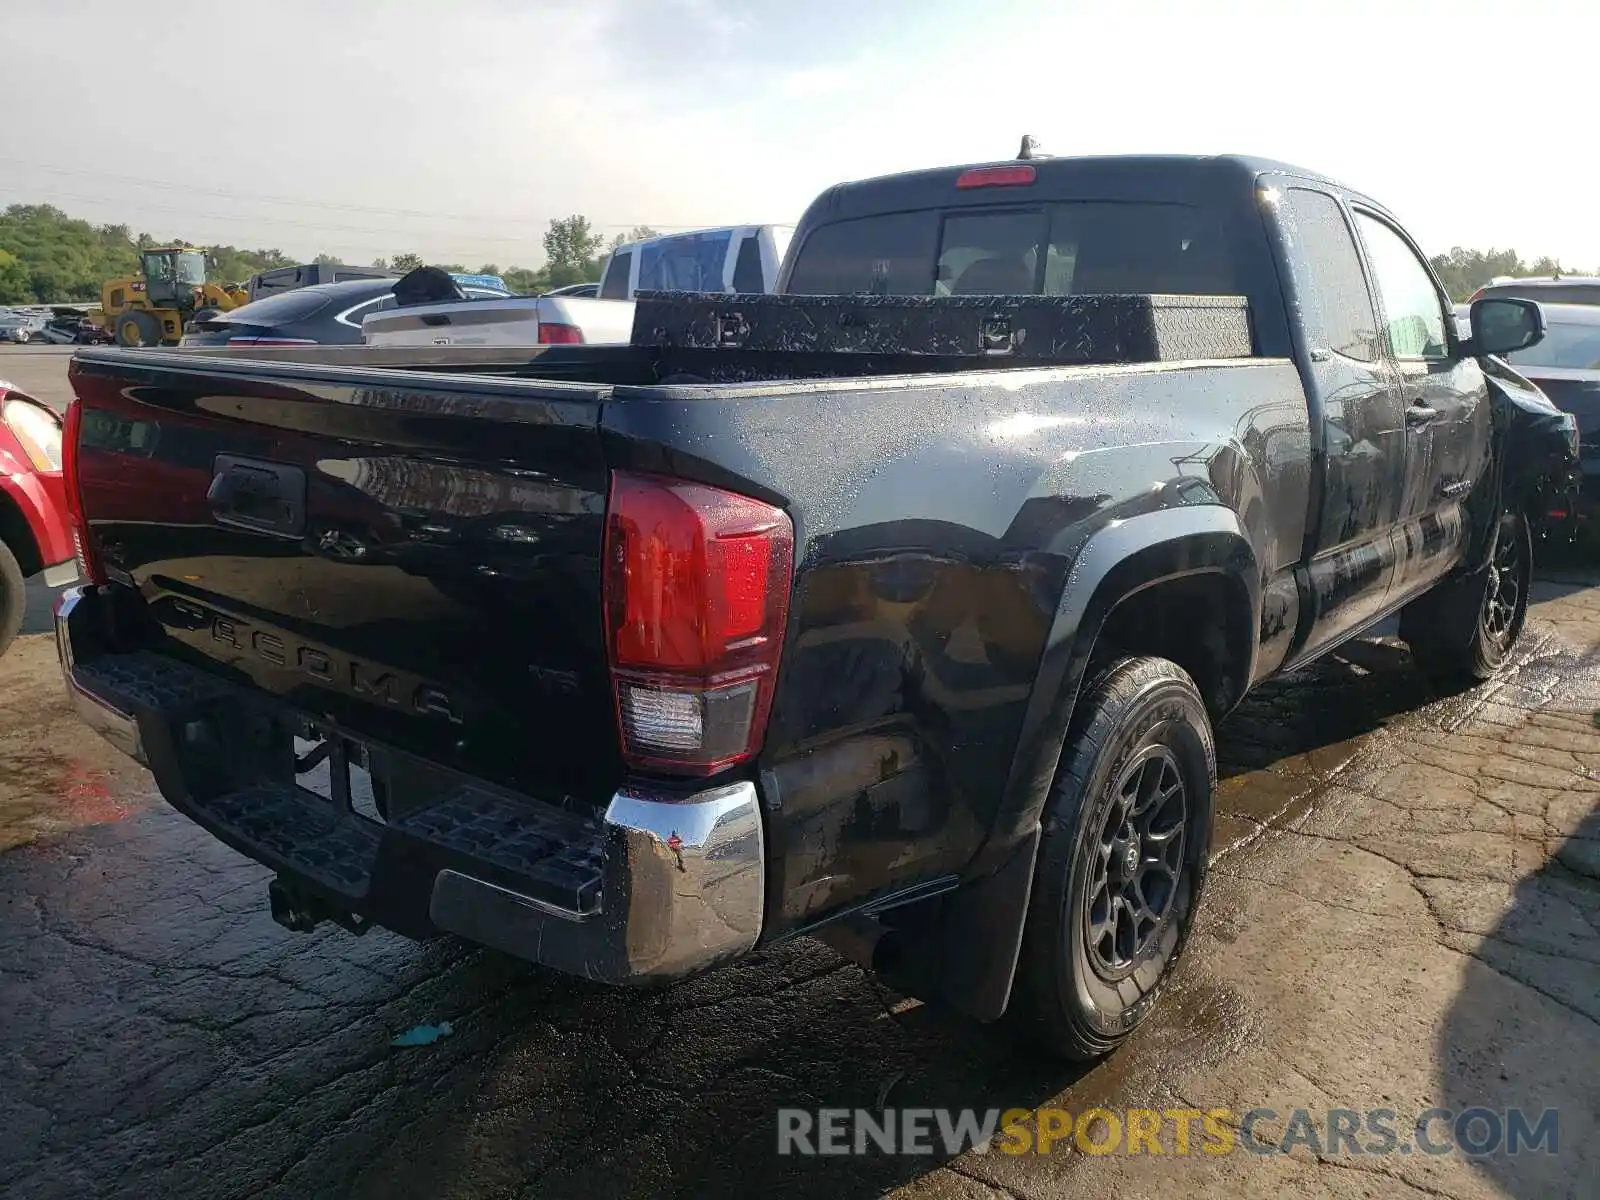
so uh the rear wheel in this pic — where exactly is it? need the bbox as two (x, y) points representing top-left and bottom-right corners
(0, 538), (25, 659)
(1401, 509), (1531, 685)
(1012, 656), (1215, 1060)
(116, 311), (160, 347)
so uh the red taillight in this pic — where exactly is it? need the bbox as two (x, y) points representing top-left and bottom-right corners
(538, 323), (583, 344)
(60, 399), (106, 585)
(955, 165), (1037, 189)
(604, 471), (793, 775)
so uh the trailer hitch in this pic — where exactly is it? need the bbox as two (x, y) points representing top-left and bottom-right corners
(268, 876), (372, 936)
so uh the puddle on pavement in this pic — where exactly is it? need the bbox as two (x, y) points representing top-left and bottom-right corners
(1067, 972), (1257, 1113)
(0, 634), (160, 852)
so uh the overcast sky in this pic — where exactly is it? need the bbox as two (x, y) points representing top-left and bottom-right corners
(4, 0), (1595, 269)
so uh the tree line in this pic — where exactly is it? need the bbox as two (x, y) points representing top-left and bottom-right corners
(1426, 247), (1590, 302)
(0, 204), (660, 305)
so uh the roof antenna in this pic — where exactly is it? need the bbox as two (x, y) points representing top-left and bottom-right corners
(1018, 134), (1049, 160)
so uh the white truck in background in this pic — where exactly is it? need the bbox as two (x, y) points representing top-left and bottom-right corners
(361, 224), (794, 349)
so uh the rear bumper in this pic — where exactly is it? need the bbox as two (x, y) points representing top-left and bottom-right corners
(55, 586), (765, 984)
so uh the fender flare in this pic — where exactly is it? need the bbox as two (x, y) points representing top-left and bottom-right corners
(0, 475), (54, 576)
(989, 504), (1260, 862)
(900, 506), (1259, 1022)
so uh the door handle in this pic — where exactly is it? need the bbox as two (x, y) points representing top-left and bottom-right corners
(208, 455), (307, 537)
(1405, 404), (1438, 426)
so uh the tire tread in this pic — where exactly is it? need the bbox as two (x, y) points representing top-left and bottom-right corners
(1012, 655), (1214, 1060)
(0, 538), (26, 659)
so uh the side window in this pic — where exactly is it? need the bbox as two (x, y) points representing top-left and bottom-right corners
(1283, 189), (1379, 362)
(599, 250), (631, 300)
(109, 288), (125, 308)
(1354, 212), (1449, 359)
(732, 234), (765, 293)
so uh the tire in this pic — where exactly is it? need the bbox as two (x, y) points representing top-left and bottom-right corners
(116, 311), (160, 347)
(1012, 656), (1216, 1060)
(0, 538), (26, 660)
(1400, 509), (1531, 686)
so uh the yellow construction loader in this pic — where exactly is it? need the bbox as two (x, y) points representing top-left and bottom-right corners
(91, 246), (248, 347)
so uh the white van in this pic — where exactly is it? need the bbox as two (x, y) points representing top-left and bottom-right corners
(597, 225), (794, 300)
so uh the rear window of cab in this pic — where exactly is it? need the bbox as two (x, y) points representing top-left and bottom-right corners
(786, 202), (1237, 298)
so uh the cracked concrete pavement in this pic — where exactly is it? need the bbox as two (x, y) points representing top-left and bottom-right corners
(2, 553), (1597, 1197)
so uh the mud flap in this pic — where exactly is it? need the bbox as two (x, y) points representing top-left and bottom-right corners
(830, 827), (1041, 1022)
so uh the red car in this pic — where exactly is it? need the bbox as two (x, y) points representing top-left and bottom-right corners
(0, 380), (76, 656)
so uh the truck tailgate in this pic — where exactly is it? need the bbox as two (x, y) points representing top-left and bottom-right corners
(67, 351), (623, 805)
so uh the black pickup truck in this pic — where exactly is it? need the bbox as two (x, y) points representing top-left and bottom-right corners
(54, 153), (1575, 1060)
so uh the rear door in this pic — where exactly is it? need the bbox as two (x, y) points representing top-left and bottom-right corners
(1351, 209), (1486, 601)
(1275, 186), (1410, 663)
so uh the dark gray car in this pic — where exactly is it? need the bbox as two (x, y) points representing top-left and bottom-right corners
(1472, 276), (1600, 306)
(181, 278), (510, 347)
(1500, 302), (1600, 495)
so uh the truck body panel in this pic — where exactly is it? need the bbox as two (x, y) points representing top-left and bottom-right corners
(53, 153), (1571, 1020)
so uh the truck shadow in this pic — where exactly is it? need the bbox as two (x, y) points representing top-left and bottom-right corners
(1433, 801), (1600, 1196)
(335, 635), (1461, 1198)
(1214, 631), (1433, 781)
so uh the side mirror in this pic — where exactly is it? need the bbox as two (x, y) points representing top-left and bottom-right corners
(1468, 296), (1545, 357)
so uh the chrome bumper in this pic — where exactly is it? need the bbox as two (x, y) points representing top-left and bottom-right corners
(54, 585), (766, 984)
(55, 587), (146, 765)
(429, 781), (765, 982)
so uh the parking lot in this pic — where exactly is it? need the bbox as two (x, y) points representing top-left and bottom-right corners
(2, 347), (1597, 1199)
(0, 344), (78, 413)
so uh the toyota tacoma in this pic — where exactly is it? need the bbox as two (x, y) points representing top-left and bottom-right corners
(52, 152), (1573, 1058)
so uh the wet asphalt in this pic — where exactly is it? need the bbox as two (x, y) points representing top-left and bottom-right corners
(4, 580), (1596, 1199)
(1, 346), (1596, 1197)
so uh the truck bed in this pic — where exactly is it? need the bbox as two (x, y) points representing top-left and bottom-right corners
(67, 285), (1304, 828)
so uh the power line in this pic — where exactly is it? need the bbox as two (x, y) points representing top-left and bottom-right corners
(0, 186), (556, 246)
(0, 155), (717, 230)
